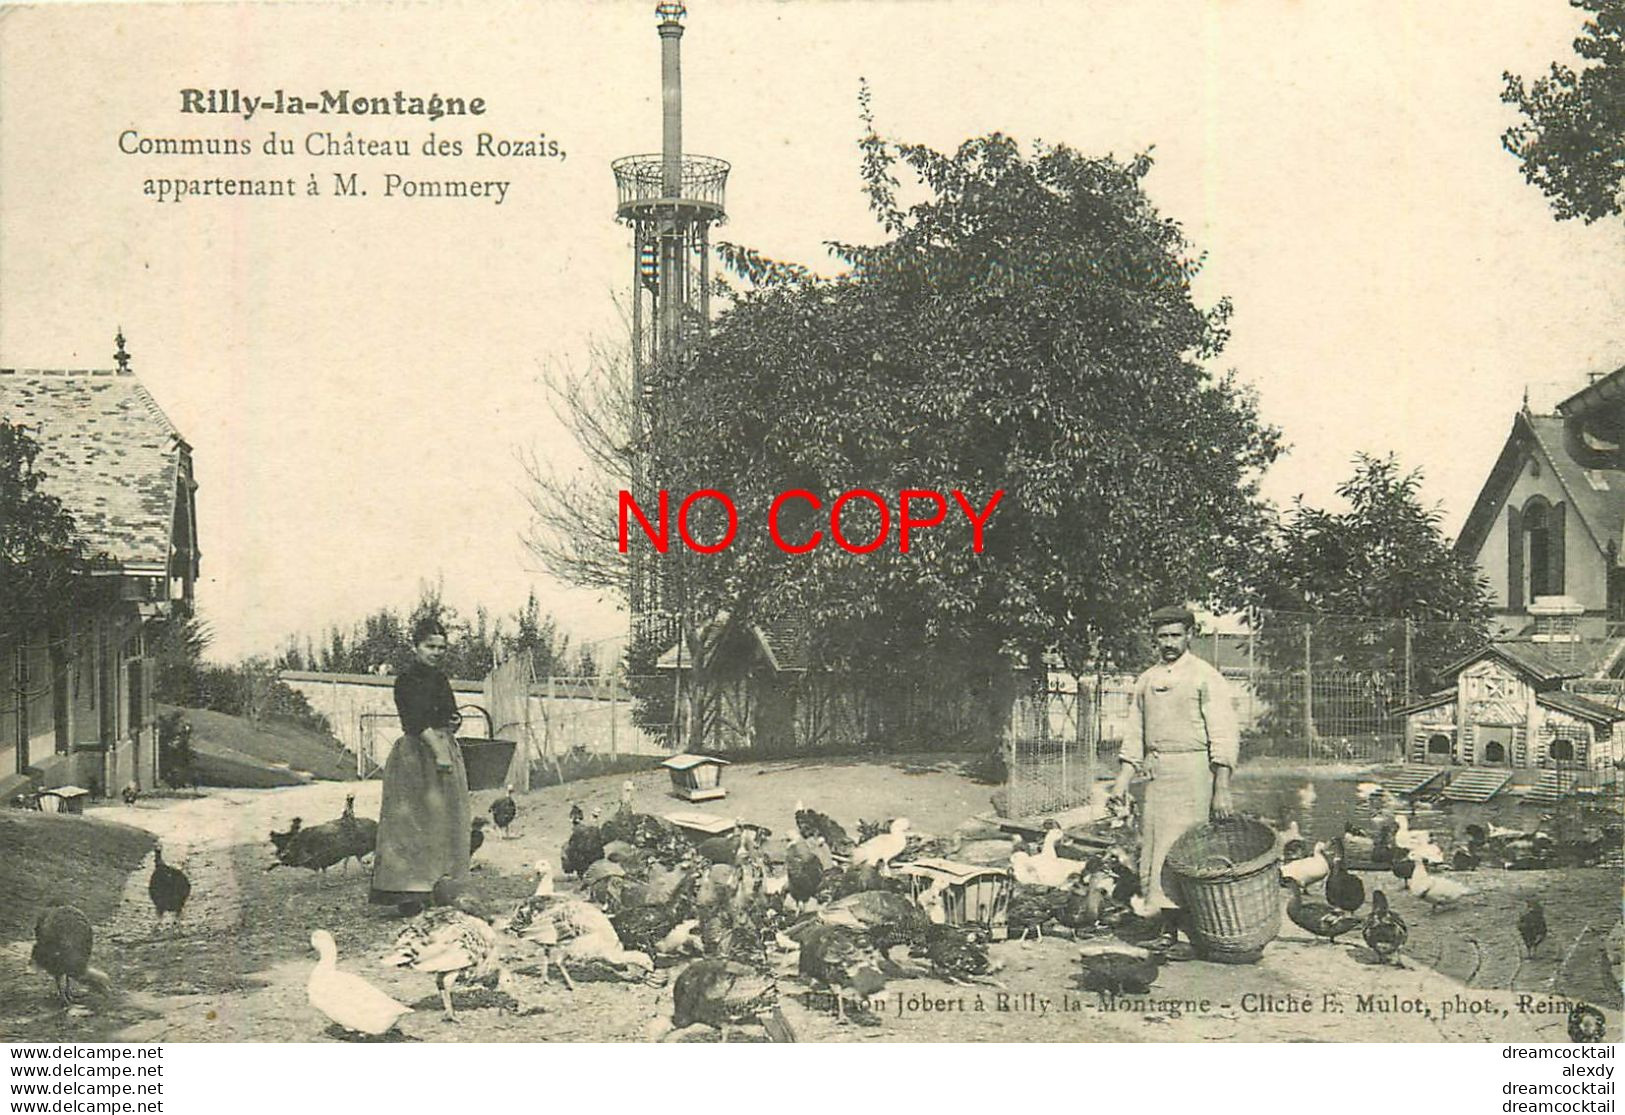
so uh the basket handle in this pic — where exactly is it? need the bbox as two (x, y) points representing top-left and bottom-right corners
(1200, 855), (1237, 873)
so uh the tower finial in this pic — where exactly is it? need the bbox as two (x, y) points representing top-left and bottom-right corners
(1522, 384), (1530, 412)
(114, 327), (130, 373)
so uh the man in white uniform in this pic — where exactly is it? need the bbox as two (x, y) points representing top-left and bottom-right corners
(1108, 605), (1239, 956)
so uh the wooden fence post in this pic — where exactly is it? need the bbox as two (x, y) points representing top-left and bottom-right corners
(1303, 624), (1314, 760)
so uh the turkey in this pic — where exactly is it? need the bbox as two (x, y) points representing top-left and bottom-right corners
(32, 906), (110, 1007)
(796, 922), (889, 1024)
(793, 801), (854, 856)
(269, 817), (303, 860)
(490, 786), (518, 839)
(469, 817), (489, 859)
(561, 812), (607, 880)
(148, 843), (192, 930)
(506, 860), (655, 986)
(785, 837), (829, 913)
(121, 783), (140, 807)
(380, 907), (512, 1023)
(336, 795), (378, 869)
(651, 958), (797, 1042)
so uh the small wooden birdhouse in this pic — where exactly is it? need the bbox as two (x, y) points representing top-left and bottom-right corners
(660, 753), (730, 802)
(898, 858), (1014, 941)
(662, 811), (736, 839)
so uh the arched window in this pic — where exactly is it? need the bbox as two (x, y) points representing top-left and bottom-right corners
(1519, 496), (1566, 599)
(1549, 738), (1575, 762)
(1427, 734), (1452, 756)
(1484, 741), (1507, 763)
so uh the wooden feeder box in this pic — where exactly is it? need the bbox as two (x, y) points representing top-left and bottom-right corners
(661, 753), (730, 802)
(38, 785), (91, 815)
(898, 857), (1014, 941)
(662, 811), (736, 840)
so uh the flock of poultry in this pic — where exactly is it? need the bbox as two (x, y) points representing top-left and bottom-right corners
(23, 775), (1611, 1043)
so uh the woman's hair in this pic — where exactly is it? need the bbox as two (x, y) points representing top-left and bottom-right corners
(410, 617), (449, 646)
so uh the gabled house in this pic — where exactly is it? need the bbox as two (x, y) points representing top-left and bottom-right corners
(1396, 641), (1621, 793)
(0, 348), (200, 800)
(1455, 367), (1625, 643)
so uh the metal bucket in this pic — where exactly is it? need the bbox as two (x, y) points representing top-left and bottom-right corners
(457, 737), (517, 792)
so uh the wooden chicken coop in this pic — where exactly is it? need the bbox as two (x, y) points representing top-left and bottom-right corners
(660, 753), (730, 802)
(898, 858), (1013, 941)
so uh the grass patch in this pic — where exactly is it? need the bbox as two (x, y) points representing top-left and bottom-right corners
(163, 705), (356, 782)
(0, 812), (154, 940)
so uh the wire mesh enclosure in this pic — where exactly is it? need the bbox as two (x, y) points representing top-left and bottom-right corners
(1004, 675), (1098, 818)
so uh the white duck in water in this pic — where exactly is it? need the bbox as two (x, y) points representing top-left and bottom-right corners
(1354, 781), (1382, 800)
(1297, 782), (1317, 808)
(308, 930), (412, 1036)
(852, 818), (910, 869)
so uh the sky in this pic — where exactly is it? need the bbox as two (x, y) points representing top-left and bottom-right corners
(1, 0), (1622, 662)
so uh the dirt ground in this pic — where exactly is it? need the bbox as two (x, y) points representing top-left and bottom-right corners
(2, 758), (1619, 1044)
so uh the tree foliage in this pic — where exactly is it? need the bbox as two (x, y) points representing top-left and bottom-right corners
(1503, 0), (1625, 222)
(0, 419), (104, 640)
(651, 126), (1280, 685)
(1255, 453), (1493, 686)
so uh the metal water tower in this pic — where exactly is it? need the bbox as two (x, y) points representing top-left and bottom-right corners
(614, 1), (728, 621)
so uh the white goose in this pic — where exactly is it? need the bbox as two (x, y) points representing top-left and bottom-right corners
(307, 930), (412, 1036)
(1030, 828), (1086, 889)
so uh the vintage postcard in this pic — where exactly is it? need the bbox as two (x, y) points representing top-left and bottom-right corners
(0, 0), (1621, 1051)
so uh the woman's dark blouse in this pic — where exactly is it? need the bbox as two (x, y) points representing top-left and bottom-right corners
(393, 660), (458, 736)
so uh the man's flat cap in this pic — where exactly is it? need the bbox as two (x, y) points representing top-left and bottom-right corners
(1147, 605), (1196, 629)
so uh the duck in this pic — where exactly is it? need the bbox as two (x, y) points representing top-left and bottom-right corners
(1278, 821), (1307, 861)
(852, 818), (911, 870)
(1028, 826), (1086, 889)
(380, 907), (511, 1022)
(1323, 844), (1364, 913)
(796, 923), (890, 1024)
(490, 785), (518, 839)
(1405, 858), (1471, 910)
(651, 957), (797, 1042)
(1297, 782), (1317, 808)
(1280, 842), (1331, 889)
(1285, 880), (1364, 944)
(1076, 942), (1160, 996)
(1451, 846), (1480, 871)
(793, 801), (855, 856)
(1354, 781), (1382, 800)
(1517, 899), (1548, 956)
(1361, 889), (1407, 965)
(1393, 815), (1444, 862)
(147, 843), (192, 930)
(307, 929), (412, 1036)
(32, 906), (110, 1007)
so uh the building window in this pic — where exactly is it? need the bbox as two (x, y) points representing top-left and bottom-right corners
(1484, 741), (1507, 763)
(1521, 496), (1566, 599)
(1428, 734), (1452, 756)
(1549, 738), (1575, 762)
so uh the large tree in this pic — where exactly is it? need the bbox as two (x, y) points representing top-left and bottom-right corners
(644, 125), (1280, 697)
(1503, 0), (1625, 222)
(1255, 453), (1493, 692)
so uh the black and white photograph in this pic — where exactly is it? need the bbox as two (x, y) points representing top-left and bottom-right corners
(0, 0), (1622, 1062)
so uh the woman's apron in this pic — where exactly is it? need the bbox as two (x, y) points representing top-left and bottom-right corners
(369, 728), (472, 904)
(1137, 750), (1213, 911)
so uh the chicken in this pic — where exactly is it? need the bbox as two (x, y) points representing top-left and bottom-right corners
(1517, 899), (1547, 956)
(308, 929), (412, 1037)
(32, 906), (110, 1007)
(147, 843), (191, 930)
(490, 786), (518, 839)
(380, 907), (511, 1022)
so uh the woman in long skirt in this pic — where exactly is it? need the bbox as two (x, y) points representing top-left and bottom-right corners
(369, 618), (472, 915)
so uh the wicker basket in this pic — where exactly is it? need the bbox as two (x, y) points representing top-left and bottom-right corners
(1164, 817), (1281, 964)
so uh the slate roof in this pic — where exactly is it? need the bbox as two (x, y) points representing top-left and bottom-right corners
(1536, 688), (1625, 724)
(0, 368), (189, 570)
(1437, 640), (1584, 686)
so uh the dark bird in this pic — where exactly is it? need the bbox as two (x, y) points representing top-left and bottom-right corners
(1324, 844), (1365, 913)
(1568, 1003), (1608, 1043)
(1361, 888), (1408, 965)
(562, 815), (607, 880)
(337, 796), (377, 870)
(32, 906), (110, 1006)
(796, 923), (889, 1024)
(148, 843), (191, 929)
(121, 783), (139, 807)
(490, 786), (518, 839)
(1007, 883), (1070, 942)
(469, 817), (488, 859)
(1451, 846), (1480, 871)
(1517, 899), (1548, 956)
(1463, 823), (1488, 848)
(1075, 947), (1160, 996)
(794, 801), (854, 857)
(914, 925), (995, 982)
(270, 817), (303, 859)
(784, 838), (828, 912)
(569, 802), (584, 826)
(655, 957), (796, 1042)
(814, 890), (932, 952)
(1285, 880), (1363, 943)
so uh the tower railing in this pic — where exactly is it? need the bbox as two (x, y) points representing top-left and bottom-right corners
(613, 153), (729, 220)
